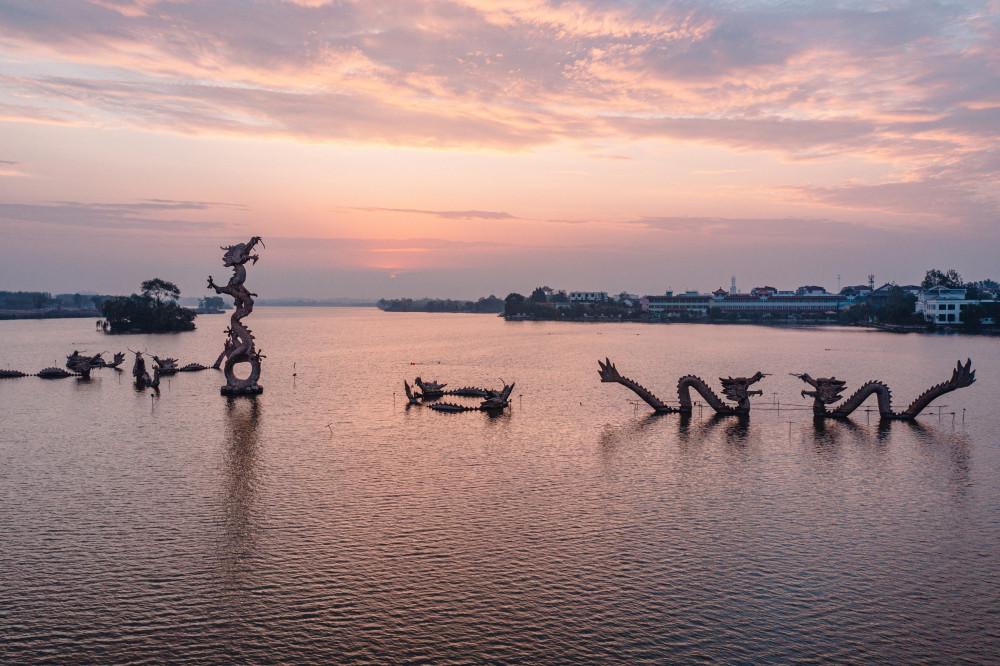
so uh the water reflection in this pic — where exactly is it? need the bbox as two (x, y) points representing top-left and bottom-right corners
(220, 397), (262, 579)
(906, 420), (973, 498)
(598, 412), (671, 454)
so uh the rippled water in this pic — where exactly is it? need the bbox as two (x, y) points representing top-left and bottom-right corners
(1, 308), (999, 663)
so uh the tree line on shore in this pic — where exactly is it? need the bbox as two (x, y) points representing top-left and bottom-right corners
(377, 295), (504, 313)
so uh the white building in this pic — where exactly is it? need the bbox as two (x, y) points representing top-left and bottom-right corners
(569, 291), (609, 303)
(916, 287), (985, 325)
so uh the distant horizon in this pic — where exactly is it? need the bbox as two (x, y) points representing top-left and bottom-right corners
(7, 269), (984, 305)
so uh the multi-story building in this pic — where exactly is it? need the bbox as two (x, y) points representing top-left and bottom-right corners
(569, 291), (609, 303)
(642, 292), (711, 318)
(916, 287), (985, 325)
(711, 292), (846, 316)
(641, 290), (847, 319)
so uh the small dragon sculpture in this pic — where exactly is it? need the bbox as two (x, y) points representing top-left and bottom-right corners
(131, 350), (160, 392)
(430, 383), (515, 414)
(793, 359), (975, 421)
(598, 358), (766, 416)
(62, 350), (126, 379)
(405, 379), (515, 414)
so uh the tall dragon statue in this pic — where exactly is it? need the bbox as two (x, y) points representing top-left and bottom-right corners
(208, 236), (265, 396)
(598, 358), (766, 416)
(793, 359), (975, 421)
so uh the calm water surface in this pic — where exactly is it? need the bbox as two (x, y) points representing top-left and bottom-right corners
(1, 308), (999, 663)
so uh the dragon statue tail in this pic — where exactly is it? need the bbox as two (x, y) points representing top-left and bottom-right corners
(897, 358), (976, 419)
(598, 358), (675, 413)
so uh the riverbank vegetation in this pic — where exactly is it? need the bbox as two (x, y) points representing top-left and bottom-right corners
(378, 296), (504, 313)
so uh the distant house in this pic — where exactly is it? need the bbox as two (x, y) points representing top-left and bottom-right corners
(569, 291), (609, 303)
(750, 286), (778, 297)
(616, 292), (641, 307)
(839, 284), (873, 299)
(869, 283), (921, 309)
(795, 285), (828, 296)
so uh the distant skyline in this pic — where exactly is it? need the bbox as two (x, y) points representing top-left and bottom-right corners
(1, 0), (998, 299)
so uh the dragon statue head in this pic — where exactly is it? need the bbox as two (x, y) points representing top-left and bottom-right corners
(719, 371), (767, 407)
(792, 373), (848, 405)
(481, 383), (515, 413)
(221, 236), (264, 268)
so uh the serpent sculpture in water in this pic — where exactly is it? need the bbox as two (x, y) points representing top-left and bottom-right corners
(793, 359), (975, 421)
(598, 358), (767, 416)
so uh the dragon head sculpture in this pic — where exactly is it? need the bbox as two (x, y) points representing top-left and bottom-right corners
(719, 372), (767, 407)
(793, 373), (848, 404)
(221, 236), (264, 268)
(481, 383), (515, 413)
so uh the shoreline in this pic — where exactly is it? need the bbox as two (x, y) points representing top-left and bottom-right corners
(500, 314), (1000, 336)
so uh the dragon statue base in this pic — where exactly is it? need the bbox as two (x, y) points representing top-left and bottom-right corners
(793, 359), (975, 421)
(598, 358), (767, 417)
(208, 236), (265, 397)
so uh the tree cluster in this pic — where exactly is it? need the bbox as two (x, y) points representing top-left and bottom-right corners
(100, 278), (196, 333)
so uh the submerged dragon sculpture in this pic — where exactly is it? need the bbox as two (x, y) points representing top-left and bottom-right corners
(0, 351), (125, 380)
(598, 358), (766, 416)
(66, 350), (125, 379)
(208, 236), (265, 396)
(0, 349), (206, 383)
(793, 359), (975, 421)
(405, 378), (515, 414)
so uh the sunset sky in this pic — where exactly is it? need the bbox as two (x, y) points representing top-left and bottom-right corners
(1, 0), (998, 298)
